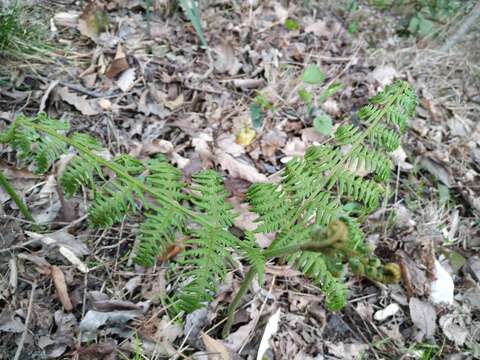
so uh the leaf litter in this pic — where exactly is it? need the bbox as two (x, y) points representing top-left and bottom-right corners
(0, 0), (479, 358)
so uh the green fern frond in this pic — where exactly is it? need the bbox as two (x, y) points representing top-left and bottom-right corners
(332, 171), (382, 209)
(335, 124), (362, 145)
(177, 170), (236, 311)
(113, 154), (145, 175)
(60, 156), (98, 197)
(246, 183), (292, 233)
(1, 114), (69, 173)
(237, 231), (266, 284)
(89, 177), (142, 228)
(134, 161), (187, 267)
(346, 145), (393, 181)
(291, 251), (347, 310)
(368, 125), (400, 152)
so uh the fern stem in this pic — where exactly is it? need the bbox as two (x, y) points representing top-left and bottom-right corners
(26, 122), (214, 228)
(0, 170), (36, 224)
(263, 239), (336, 258)
(221, 266), (256, 339)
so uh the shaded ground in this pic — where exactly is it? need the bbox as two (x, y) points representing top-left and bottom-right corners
(0, 0), (479, 359)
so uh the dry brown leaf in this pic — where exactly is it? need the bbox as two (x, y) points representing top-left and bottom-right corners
(214, 43), (242, 76)
(409, 297), (437, 340)
(77, 2), (108, 41)
(214, 151), (268, 183)
(261, 129), (287, 158)
(105, 44), (129, 79)
(58, 88), (101, 116)
(420, 157), (453, 187)
(201, 333), (231, 360)
(228, 197), (273, 248)
(51, 266), (73, 311)
(305, 20), (329, 37)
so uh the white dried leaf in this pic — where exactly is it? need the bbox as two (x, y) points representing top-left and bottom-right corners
(116, 68), (136, 92)
(430, 260), (454, 305)
(257, 309), (281, 360)
(439, 313), (469, 346)
(53, 12), (80, 28)
(59, 246), (89, 273)
(374, 303), (401, 321)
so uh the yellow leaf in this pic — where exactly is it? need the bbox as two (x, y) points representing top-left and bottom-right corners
(235, 125), (256, 146)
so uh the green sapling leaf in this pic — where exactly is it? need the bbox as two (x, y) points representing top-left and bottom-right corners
(301, 64), (325, 85)
(313, 114), (333, 136)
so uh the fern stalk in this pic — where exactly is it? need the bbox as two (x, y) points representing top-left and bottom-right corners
(0, 170), (36, 224)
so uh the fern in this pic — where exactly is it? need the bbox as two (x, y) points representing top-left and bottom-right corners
(134, 160), (187, 267)
(0, 80), (417, 318)
(244, 80), (417, 310)
(177, 170), (236, 311)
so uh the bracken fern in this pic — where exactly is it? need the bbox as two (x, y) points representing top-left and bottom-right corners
(0, 80), (416, 316)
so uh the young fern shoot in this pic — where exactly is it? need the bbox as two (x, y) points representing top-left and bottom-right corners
(0, 80), (416, 332)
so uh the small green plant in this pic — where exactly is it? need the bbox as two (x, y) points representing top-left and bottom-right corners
(297, 64), (343, 136)
(0, 80), (416, 337)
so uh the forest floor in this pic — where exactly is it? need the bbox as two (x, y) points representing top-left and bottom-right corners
(0, 0), (480, 359)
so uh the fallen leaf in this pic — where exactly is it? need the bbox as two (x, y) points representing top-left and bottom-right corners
(105, 44), (129, 79)
(77, 342), (116, 360)
(116, 68), (136, 92)
(325, 341), (368, 360)
(305, 20), (329, 37)
(164, 94), (184, 110)
(58, 88), (101, 116)
(390, 146), (413, 170)
(261, 129), (287, 158)
(439, 312), (469, 346)
(202, 333), (231, 360)
(374, 303), (401, 321)
(430, 259), (454, 305)
(274, 3), (288, 22)
(227, 196), (273, 248)
(420, 157), (452, 187)
(214, 151), (268, 183)
(80, 309), (144, 341)
(53, 11), (80, 28)
(217, 134), (246, 157)
(235, 125), (256, 146)
(214, 43), (242, 76)
(51, 266), (73, 311)
(409, 297), (437, 340)
(77, 2), (108, 41)
(257, 309), (281, 360)
(369, 65), (398, 87)
(59, 246), (89, 273)
(141, 139), (174, 156)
